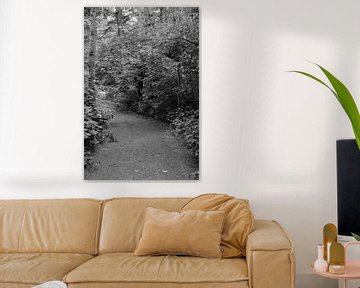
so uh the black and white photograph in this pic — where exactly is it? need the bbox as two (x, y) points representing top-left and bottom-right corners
(84, 7), (199, 180)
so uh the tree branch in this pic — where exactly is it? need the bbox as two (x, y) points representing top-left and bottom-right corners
(179, 37), (198, 46)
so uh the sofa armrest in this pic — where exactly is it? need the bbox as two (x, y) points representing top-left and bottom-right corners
(246, 220), (295, 288)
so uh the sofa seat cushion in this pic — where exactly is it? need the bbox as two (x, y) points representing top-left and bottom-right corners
(0, 253), (93, 285)
(64, 253), (248, 284)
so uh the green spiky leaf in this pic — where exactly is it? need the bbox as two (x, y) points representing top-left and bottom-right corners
(351, 232), (360, 241)
(289, 63), (360, 151)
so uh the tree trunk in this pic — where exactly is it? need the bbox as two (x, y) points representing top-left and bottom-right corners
(177, 64), (181, 108)
(89, 8), (97, 92)
(114, 8), (123, 83)
(137, 64), (146, 100)
(115, 7), (123, 37)
(159, 7), (166, 22)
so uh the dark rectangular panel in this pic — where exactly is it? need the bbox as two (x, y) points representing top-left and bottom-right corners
(337, 139), (360, 236)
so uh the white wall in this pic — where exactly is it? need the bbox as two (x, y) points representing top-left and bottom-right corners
(1, 0), (359, 287)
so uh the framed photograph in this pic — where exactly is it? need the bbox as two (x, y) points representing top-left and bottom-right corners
(84, 7), (199, 180)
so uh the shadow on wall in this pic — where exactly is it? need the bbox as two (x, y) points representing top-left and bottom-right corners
(0, 175), (81, 192)
(241, 27), (351, 184)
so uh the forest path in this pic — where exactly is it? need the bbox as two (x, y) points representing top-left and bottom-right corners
(85, 110), (198, 180)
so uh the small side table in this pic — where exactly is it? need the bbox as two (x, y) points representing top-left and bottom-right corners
(311, 242), (360, 288)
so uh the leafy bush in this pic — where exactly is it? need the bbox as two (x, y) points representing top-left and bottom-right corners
(167, 108), (199, 157)
(84, 87), (113, 169)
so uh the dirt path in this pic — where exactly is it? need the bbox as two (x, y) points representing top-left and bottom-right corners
(85, 111), (198, 180)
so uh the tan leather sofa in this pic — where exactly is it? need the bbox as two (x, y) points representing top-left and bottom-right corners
(0, 198), (295, 288)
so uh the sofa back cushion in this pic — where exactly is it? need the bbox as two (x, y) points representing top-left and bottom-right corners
(0, 199), (102, 254)
(181, 194), (254, 258)
(99, 198), (189, 253)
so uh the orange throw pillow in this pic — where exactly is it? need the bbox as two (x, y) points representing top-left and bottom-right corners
(134, 207), (225, 258)
(181, 194), (254, 258)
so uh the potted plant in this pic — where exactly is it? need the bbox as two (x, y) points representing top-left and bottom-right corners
(290, 63), (360, 240)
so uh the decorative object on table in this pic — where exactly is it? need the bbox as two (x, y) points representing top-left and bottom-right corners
(314, 244), (328, 272)
(312, 239), (360, 288)
(32, 281), (67, 288)
(84, 7), (200, 180)
(329, 242), (345, 275)
(328, 264), (345, 275)
(318, 223), (345, 275)
(323, 223), (337, 262)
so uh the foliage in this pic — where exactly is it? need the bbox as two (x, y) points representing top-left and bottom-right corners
(289, 63), (360, 150)
(84, 8), (114, 169)
(167, 108), (199, 157)
(352, 232), (360, 241)
(84, 87), (114, 169)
